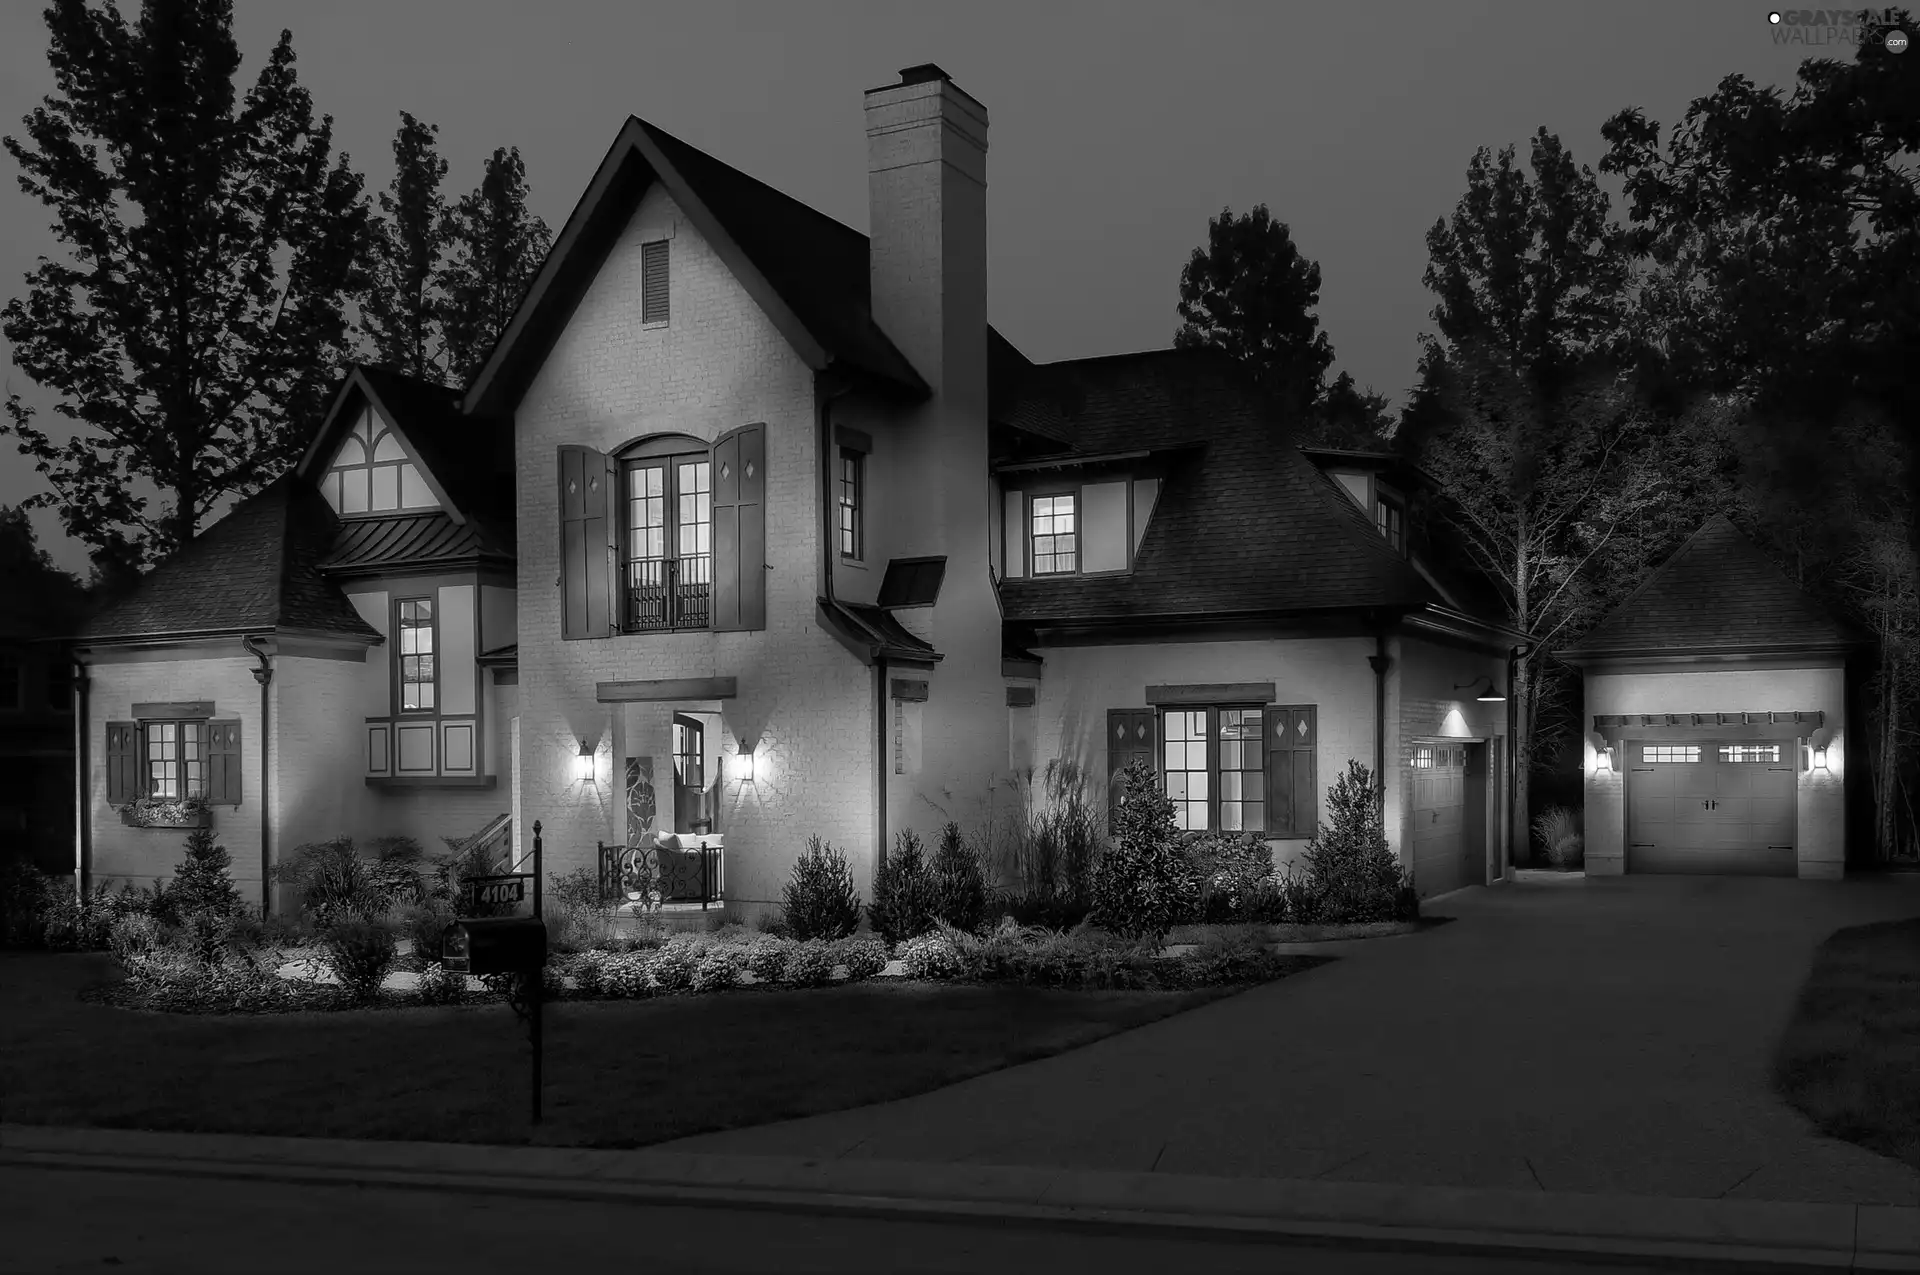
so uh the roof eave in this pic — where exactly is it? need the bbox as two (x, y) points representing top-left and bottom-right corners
(74, 624), (383, 652)
(1557, 640), (1864, 668)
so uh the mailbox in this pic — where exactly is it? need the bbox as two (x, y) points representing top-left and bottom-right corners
(442, 917), (547, 976)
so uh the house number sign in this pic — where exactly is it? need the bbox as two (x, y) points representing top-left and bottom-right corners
(466, 875), (528, 908)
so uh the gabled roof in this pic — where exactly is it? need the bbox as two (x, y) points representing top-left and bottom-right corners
(77, 475), (381, 644)
(995, 349), (1449, 628)
(1557, 513), (1867, 661)
(464, 116), (940, 415)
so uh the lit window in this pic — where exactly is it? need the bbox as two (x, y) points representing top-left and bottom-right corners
(1218, 708), (1265, 832)
(1163, 709), (1209, 830)
(144, 720), (208, 799)
(838, 449), (863, 559)
(1031, 494), (1078, 574)
(622, 455), (712, 631)
(398, 598), (436, 711)
(1719, 745), (1782, 764)
(1643, 745), (1701, 763)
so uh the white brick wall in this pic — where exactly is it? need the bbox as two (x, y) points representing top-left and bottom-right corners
(1584, 663), (1846, 878)
(514, 186), (877, 911)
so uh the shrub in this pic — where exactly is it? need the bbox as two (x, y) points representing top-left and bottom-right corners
(548, 866), (616, 953)
(691, 948), (742, 992)
(1300, 761), (1417, 923)
(120, 956), (316, 1015)
(1532, 805), (1584, 868)
(416, 961), (469, 1005)
(898, 930), (963, 980)
(780, 836), (862, 941)
(321, 916), (398, 1002)
(649, 939), (699, 991)
(868, 828), (939, 946)
(743, 934), (793, 981)
(834, 935), (890, 982)
(1006, 760), (1104, 907)
(995, 891), (1092, 931)
(1088, 759), (1189, 944)
(37, 878), (122, 950)
(753, 910), (794, 939)
(780, 939), (838, 987)
(170, 827), (245, 919)
(274, 839), (385, 926)
(402, 901), (457, 965)
(1180, 928), (1276, 985)
(1178, 831), (1275, 923)
(107, 911), (170, 964)
(599, 951), (654, 998)
(929, 821), (990, 933)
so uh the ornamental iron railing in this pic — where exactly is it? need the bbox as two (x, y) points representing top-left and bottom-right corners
(597, 837), (724, 910)
(624, 555), (712, 632)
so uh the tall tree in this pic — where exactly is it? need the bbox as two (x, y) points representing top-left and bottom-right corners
(2, 0), (369, 566)
(0, 503), (89, 626)
(1174, 204), (1334, 419)
(1599, 14), (1920, 862)
(1402, 129), (1643, 864)
(438, 146), (552, 387)
(362, 111), (450, 384)
(1298, 370), (1396, 449)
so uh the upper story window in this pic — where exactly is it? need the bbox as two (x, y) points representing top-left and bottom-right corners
(642, 240), (670, 325)
(397, 597), (437, 711)
(622, 450), (712, 631)
(1031, 493), (1078, 574)
(1374, 492), (1404, 553)
(320, 407), (441, 518)
(838, 449), (864, 560)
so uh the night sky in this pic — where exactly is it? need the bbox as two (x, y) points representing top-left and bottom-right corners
(0, 1), (1823, 575)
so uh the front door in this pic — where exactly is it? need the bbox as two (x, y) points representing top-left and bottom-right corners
(672, 713), (710, 835)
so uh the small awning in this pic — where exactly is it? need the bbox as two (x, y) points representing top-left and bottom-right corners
(818, 597), (942, 667)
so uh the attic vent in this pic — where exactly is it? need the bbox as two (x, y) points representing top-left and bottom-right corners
(642, 240), (669, 324)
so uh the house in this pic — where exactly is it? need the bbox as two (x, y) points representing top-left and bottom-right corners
(70, 368), (519, 910)
(1557, 513), (1867, 879)
(66, 64), (1527, 916)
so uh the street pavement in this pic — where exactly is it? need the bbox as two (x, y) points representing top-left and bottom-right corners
(656, 875), (1920, 1207)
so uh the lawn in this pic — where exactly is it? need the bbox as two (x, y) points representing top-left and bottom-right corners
(1773, 916), (1920, 1172)
(0, 950), (1325, 1148)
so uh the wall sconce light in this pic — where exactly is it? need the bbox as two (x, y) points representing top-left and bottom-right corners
(575, 740), (596, 783)
(1596, 745), (1614, 774)
(1455, 676), (1506, 703)
(735, 743), (757, 784)
(1812, 743), (1830, 772)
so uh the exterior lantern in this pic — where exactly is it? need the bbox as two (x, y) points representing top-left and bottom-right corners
(575, 740), (595, 783)
(735, 745), (756, 784)
(1813, 743), (1830, 772)
(1595, 744), (1614, 775)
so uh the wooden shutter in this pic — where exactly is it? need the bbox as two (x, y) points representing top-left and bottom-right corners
(209, 720), (243, 805)
(1266, 705), (1318, 836)
(710, 423), (766, 633)
(558, 445), (615, 640)
(1106, 708), (1157, 832)
(105, 721), (137, 805)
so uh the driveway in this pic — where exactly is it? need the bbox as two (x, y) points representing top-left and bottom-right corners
(657, 875), (1920, 1206)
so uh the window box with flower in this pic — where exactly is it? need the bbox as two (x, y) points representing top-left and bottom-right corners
(119, 796), (213, 829)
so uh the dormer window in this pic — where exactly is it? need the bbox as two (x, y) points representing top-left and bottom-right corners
(320, 406), (440, 517)
(1374, 492), (1404, 554)
(1030, 493), (1078, 574)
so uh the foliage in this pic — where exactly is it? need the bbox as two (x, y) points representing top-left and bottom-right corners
(0, 853), (57, 948)
(547, 866), (616, 953)
(929, 821), (990, 933)
(363, 111), (452, 382)
(274, 837), (423, 926)
(868, 828), (939, 946)
(1299, 761), (1417, 924)
(1177, 831), (1277, 923)
(1297, 371), (1397, 450)
(834, 935), (890, 982)
(995, 891), (1093, 931)
(437, 146), (553, 385)
(170, 827), (245, 918)
(753, 909), (794, 939)
(1174, 203), (1335, 416)
(780, 939), (838, 987)
(401, 900), (457, 965)
(1001, 758), (1104, 911)
(0, 503), (89, 629)
(648, 938), (699, 991)
(1089, 759), (1191, 943)
(319, 916), (398, 1002)
(898, 930), (964, 981)
(415, 961), (468, 1005)
(1531, 805), (1585, 869)
(119, 953), (327, 1015)
(106, 911), (170, 964)
(691, 948), (742, 992)
(1, 0), (369, 566)
(117, 796), (211, 828)
(780, 836), (862, 942)
(742, 934), (793, 981)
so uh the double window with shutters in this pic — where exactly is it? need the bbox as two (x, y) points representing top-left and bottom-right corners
(557, 424), (766, 639)
(1106, 703), (1317, 837)
(104, 712), (243, 806)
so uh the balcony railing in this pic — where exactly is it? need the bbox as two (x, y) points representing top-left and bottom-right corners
(625, 555), (711, 632)
(598, 836), (725, 910)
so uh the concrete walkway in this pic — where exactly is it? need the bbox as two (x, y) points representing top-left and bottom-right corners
(654, 875), (1920, 1207)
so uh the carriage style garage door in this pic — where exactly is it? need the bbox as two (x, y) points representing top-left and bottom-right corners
(1411, 744), (1467, 897)
(1626, 740), (1796, 875)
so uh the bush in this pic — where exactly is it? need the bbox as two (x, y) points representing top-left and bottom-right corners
(1532, 805), (1584, 868)
(548, 866), (616, 953)
(107, 911), (170, 963)
(321, 916), (398, 1002)
(742, 934), (793, 981)
(416, 961), (469, 1005)
(780, 836), (862, 941)
(995, 891), (1092, 931)
(780, 939), (838, 987)
(0, 855), (55, 948)
(36, 879), (123, 950)
(868, 828), (939, 946)
(599, 950), (655, 998)
(649, 938), (699, 991)
(691, 948), (742, 992)
(753, 910), (794, 939)
(1178, 831), (1275, 923)
(898, 930), (963, 980)
(170, 827), (245, 918)
(1300, 761), (1417, 923)
(274, 839), (386, 926)
(834, 935), (890, 982)
(1089, 759), (1190, 944)
(120, 955), (318, 1015)
(401, 901), (457, 965)
(1006, 760), (1104, 908)
(929, 821), (990, 933)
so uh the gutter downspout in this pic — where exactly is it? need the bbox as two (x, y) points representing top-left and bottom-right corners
(1367, 627), (1390, 788)
(73, 657), (90, 904)
(243, 635), (273, 916)
(817, 372), (886, 869)
(1504, 642), (1531, 874)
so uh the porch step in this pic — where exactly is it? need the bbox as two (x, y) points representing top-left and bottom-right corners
(611, 904), (735, 935)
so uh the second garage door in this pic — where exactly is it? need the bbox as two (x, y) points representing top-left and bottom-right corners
(1625, 740), (1796, 875)
(1412, 744), (1467, 897)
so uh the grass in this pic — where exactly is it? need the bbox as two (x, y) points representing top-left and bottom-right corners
(1772, 916), (1920, 1173)
(0, 950), (1324, 1149)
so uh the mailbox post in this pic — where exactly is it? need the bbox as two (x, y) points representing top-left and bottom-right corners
(445, 819), (548, 1124)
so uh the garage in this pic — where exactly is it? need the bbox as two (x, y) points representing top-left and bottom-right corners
(1411, 743), (1470, 897)
(1624, 740), (1797, 875)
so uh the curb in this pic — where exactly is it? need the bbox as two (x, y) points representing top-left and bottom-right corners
(4, 1125), (1916, 1270)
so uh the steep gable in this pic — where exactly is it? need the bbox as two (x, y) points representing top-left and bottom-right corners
(1558, 513), (1865, 660)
